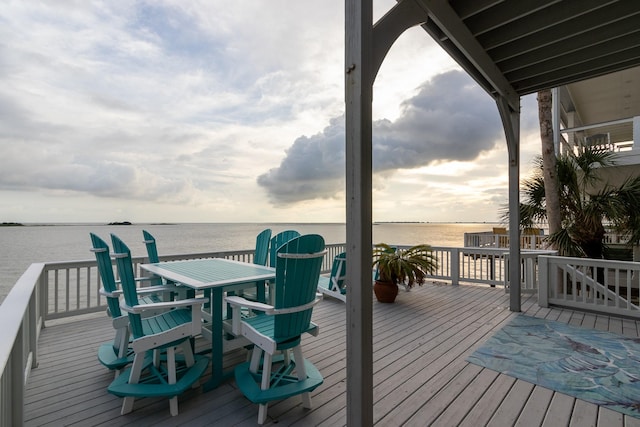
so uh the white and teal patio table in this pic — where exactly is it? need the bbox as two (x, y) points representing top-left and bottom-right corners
(140, 258), (275, 391)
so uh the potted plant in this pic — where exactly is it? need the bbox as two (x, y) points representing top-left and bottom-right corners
(372, 243), (438, 303)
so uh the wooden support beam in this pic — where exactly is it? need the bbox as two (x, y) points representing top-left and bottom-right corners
(496, 96), (522, 312)
(345, 0), (374, 425)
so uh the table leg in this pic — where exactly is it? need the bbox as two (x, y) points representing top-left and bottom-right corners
(256, 279), (266, 303)
(204, 287), (224, 392)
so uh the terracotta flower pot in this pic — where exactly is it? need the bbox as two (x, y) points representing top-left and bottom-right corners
(373, 280), (398, 303)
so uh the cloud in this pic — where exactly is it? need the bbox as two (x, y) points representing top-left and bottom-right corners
(258, 70), (504, 204)
(0, 1), (542, 223)
(257, 116), (346, 204)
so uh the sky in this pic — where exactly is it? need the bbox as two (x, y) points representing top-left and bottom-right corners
(0, 0), (542, 224)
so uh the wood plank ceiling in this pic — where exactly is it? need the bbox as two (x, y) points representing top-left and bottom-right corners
(417, 0), (640, 110)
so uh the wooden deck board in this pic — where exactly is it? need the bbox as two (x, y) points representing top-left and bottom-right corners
(459, 373), (516, 427)
(24, 283), (640, 426)
(487, 380), (535, 426)
(431, 366), (500, 426)
(515, 385), (554, 427)
(569, 399), (599, 427)
(597, 407), (623, 427)
(542, 392), (575, 426)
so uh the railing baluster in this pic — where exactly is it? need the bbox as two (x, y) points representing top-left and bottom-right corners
(75, 267), (81, 310)
(54, 270), (59, 314)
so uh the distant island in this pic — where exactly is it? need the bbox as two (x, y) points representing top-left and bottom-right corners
(108, 221), (132, 225)
(1, 222), (24, 226)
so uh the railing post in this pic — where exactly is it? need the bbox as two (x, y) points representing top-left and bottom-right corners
(525, 256), (535, 291)
(451, 249), (459, 286)
(39, 271), (47, 327)
(41, 270), (49, 324)
(10, 323), (25, 427)
(538, 256), (549, 307)
(28, 292), (38, 369)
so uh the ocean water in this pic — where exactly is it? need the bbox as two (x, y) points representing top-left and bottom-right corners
(0, 222), (498, 303)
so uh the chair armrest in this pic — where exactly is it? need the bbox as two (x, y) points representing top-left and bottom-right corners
(122, 297), (207, 314)
(225, 295), (322, 315)
(102, 284), (180, 298)
(135, 284), (180, 294)
(100, 287), (122, 298)
(115, 275), (161, 286)
(225, 295), (274, 313)
(225, 296), (274, 335)
(225, 295), (322, 335)
(270, 297), (321, 315)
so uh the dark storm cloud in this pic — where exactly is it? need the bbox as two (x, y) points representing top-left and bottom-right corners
(257, 115), (345, 204)
(258, 70), (503, 204)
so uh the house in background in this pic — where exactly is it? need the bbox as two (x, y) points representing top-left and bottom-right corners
(554, 66), (640, 260)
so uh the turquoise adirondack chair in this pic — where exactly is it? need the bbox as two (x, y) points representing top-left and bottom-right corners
(226, 234), (326, 424)
(108, 234), (209, 416)
(317, 252), (347, 302)
(90, 233), (170, 374)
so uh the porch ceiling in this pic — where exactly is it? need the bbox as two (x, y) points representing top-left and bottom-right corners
(562, 66), (640, 144)
(566, 66), (640, 125)
(416, 0), (640, 111)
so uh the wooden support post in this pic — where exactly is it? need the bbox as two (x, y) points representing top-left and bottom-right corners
(496, 96), (522, 312)
(345, 0), (374, 425)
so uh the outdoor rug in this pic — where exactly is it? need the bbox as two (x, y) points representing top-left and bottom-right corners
(467, 315), (640, 418)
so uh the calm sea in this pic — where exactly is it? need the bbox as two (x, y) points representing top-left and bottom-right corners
(0, 222), (498, 303)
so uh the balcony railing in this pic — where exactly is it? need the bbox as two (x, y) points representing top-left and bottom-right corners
(558, 115), (638, 161)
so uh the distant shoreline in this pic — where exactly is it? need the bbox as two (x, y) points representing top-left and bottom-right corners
(0, 222), (24, 227)
(4, 221), (499, 227)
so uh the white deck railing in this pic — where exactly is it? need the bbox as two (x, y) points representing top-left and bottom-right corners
(465, 231), (637, 253)
(538, 255), (640, 318)
(396, 246), (555, 291)
(463, 232), (548, 250)
(0, 243), (612, 426)
(43, 245), (347, 320)
(0, 262), (45, 427)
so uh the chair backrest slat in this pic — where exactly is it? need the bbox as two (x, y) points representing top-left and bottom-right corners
(111, 234), (144, 338)
(273, 235), (325, 341)
(269, 230), (301, 267)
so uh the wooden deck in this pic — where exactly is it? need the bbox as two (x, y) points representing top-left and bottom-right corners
(25, 283), (640, 426)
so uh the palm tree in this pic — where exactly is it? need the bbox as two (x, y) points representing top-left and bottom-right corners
(505, 143), (640, 258)
(537, 89), (562, 245)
